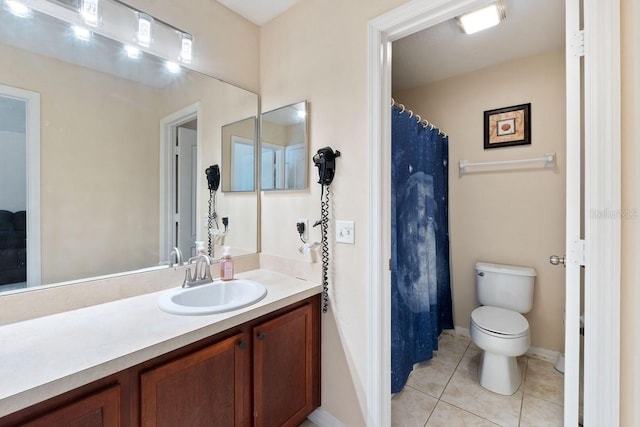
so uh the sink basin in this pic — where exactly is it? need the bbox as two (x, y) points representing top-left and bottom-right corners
(158, 279), (267, 315)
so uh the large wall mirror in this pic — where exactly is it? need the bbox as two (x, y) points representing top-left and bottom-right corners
(0, 1), (258, 294)
(260, 101), (308, 191)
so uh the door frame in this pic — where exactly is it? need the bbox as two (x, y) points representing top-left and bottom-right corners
(366, 1), (621, 426)
(0, 84), (41, 287)
(159, 102), (201, 263)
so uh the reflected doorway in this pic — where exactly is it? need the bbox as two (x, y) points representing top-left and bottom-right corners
(160, 103), (200, 264)
(0, 84), (40, 291)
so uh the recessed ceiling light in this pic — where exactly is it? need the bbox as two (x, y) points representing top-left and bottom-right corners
(456, 2), (506, 35)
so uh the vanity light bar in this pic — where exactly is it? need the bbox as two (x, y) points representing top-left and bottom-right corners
(22, 0), (195, 65)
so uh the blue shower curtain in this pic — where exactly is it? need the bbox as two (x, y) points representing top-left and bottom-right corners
(391, 107), (453, 394)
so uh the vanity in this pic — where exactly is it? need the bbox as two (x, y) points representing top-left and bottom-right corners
(0, 270), (321, 426)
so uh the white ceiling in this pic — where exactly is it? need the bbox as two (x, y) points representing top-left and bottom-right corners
(216, 0), (302, 25)
(217, 0), (564, 93)
(392, 0), (565, 91)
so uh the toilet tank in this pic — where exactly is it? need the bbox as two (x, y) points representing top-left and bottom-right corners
(475, 262), (536, 313)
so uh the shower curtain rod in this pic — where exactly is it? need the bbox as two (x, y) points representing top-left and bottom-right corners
(391, 98), (447, 138)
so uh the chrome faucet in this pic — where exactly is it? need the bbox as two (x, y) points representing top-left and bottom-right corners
(169, 247), (183, 267)
(182, 254), (214, 288)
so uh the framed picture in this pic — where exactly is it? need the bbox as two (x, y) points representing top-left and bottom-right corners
(484, 103), (531, 149)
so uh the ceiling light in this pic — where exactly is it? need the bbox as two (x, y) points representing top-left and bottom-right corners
(80, 0), (100, 27)
(124, 45), (140, 59)
(72, 25), (92, 41)
(165, 61), (180, 74)
(137, 13), (152, 47)
(5, 0), (30, 18)
(456, 2), (506, 35)
(180, 33), (193, 63)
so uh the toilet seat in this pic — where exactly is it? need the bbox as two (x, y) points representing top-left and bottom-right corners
(471, 306), (529, 338)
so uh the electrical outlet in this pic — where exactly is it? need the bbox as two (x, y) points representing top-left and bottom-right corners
(297, 218), (309, 242)
(336, 220), (355, 244)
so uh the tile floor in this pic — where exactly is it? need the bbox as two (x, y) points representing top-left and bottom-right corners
(391, 333), (565, 427)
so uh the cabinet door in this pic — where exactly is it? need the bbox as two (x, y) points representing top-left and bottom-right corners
(140, 332), (251, 427)
(20, 385), (121, 427)
(253, 303), (319, 427)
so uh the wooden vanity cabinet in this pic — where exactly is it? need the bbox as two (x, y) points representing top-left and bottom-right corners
(0, 296), (320, 427)
(139, 298), (320, 427)
(253, 303), (319, 427)
(139, 332), (252, 427)
(18, 385), (121, 427)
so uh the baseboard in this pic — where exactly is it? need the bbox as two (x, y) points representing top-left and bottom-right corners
(526, 346), (561, 364)
(452, 326), (560, 364)
(307, 408), (346, 427)
(453, 326), (470, 338)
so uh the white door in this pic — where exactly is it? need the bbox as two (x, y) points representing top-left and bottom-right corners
(177, 127), (197, 258)
(562, 1), (583, 424)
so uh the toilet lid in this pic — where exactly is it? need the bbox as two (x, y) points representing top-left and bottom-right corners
(471, 306), (529, 337)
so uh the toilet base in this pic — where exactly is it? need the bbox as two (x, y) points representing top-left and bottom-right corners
(477, 351), (521, 395)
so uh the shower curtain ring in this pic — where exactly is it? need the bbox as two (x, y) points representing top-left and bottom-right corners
(415, 114), (421, 123)
(391, 98), (395, 106)
(422, 120), (429, 128)
(408, 110), (413, 118)
(399, 104), (405, 113)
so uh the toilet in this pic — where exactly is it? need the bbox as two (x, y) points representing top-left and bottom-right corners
(470, 262), (536, 395)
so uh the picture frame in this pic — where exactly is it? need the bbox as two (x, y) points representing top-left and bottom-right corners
(483, 103), (531, 149)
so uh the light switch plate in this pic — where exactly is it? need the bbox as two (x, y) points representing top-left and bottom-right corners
(335, 220), (355, 244)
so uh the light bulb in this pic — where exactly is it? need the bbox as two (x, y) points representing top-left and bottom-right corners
(165, 61), (180, 74)
(124, 45), (140, 59)
(137, 13), (152, 47)
(72, 26), (91, 41)
(6, 0), (30, 18)
(180, 33), (193, 63)
(80, 0), (100, 27)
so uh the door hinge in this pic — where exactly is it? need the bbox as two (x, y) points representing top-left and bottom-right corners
(388, 258), (392, 271)
(173, 145), (180, 156)
(173, 213), (180, 222)
(573, 239), (586, 267)
(571, 30), (585, 57)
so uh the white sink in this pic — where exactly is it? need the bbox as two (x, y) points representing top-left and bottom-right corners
(158, 279), (267, 315)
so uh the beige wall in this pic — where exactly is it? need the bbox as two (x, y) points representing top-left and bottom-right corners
(261, 0), (638, 425)
(395, 49), (566, 351)
(620, 0), (639, 425)
(261, 0), (405, 424)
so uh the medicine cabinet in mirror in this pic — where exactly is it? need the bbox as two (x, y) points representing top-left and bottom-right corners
(222, 117), (257, 192)
(0, 0), (259, 294)
(260, 101), (308, 191)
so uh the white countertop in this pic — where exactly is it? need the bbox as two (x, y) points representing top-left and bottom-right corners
(0, 269), (321, 418)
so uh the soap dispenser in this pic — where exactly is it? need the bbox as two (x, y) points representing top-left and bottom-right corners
(219, 246), (234, 281)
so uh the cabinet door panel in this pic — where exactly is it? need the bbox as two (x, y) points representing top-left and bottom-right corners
(140, 332), (250, 427)
(254, 303), (315, 427)
(21, 385), (120, 427)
